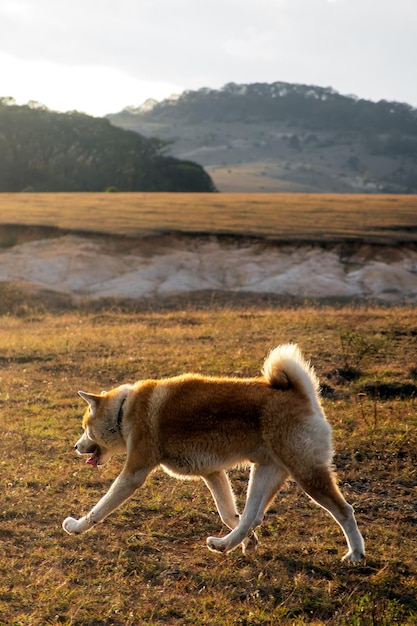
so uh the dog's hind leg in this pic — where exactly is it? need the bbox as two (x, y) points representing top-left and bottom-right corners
(292, 465), (365, 562)
(202, 471), (257, 553)
(206, 464), (288, 554)
(203, 471), (240, 529)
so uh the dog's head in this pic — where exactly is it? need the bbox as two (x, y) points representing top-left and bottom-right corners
(74, 385), (130, 467)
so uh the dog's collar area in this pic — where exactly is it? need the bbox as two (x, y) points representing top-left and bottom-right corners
(117, 397), (126, 429)
(108, 396), (126, 434)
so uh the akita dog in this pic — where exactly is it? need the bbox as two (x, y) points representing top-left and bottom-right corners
(63, 344), (365, 562)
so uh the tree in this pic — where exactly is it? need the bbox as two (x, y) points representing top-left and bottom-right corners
(0, 103), (216, 192)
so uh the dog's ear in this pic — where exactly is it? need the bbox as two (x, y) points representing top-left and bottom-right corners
(78, 390), (102, 411)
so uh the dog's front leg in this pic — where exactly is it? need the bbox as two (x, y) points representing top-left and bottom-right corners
(63, 468), (149, 535)
(207, 464), (287, 554)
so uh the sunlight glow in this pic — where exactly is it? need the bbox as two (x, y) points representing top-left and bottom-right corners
(1, 53), (183, 116)
(1, 1), (34, 18)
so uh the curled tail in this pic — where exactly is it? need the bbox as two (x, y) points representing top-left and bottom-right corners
(262, 343), (320, 400)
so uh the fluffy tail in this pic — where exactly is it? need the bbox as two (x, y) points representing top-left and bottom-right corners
(262, 343), (320, 399)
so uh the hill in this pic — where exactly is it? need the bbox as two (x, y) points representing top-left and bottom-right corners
(0, 99), (216, 192)
(108, 82), (417, 193)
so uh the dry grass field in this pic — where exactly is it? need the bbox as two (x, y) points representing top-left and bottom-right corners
(0, 192), (417, 241)
(1, 299), (417, 625)
(1, 193), (417, 624)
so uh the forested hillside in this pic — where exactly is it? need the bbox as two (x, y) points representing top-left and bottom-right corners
(123, 82), (417, 132)
(109, 82), (417, 193)
(0, 100), (216, 192)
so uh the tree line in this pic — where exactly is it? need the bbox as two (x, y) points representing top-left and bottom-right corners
(0, 100), (216, 192)
(122, 81), (417, 136)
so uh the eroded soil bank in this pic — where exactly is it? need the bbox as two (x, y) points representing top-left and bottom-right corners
(0, 227), (416, 304)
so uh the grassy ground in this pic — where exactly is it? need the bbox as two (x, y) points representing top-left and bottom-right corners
(1, 299), (416, 625)
(0, 192), (417, 242)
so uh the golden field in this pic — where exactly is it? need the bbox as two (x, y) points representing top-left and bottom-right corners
(0, 192), (416, 241)
(1, 304), (417, 625)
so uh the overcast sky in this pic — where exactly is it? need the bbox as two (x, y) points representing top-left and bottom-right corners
(1, 0), (416, 117)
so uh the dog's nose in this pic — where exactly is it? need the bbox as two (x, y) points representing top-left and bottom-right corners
(74, 444), (78, 450)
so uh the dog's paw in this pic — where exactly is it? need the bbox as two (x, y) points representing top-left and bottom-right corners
(62, 517), (83, 535)
(207, 536), (229, 553)
(242, 530), (258, 555)
(342, 549), (365, 563)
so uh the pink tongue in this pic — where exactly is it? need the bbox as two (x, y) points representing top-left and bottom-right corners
(86, 451), (99, 467)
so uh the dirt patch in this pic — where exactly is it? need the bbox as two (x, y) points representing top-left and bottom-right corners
(361, 381), (417, 399)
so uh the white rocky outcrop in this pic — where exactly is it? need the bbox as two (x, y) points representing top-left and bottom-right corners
(1, 234), (416, 302)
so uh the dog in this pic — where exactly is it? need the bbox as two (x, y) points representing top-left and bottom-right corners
(62, 343), (365, 561)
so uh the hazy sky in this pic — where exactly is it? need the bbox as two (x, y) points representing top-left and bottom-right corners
(1, 0), (416, 117)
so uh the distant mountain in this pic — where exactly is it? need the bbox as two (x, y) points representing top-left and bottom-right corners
(108, 82), (417, 193)
(0, 99), (216, 192)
